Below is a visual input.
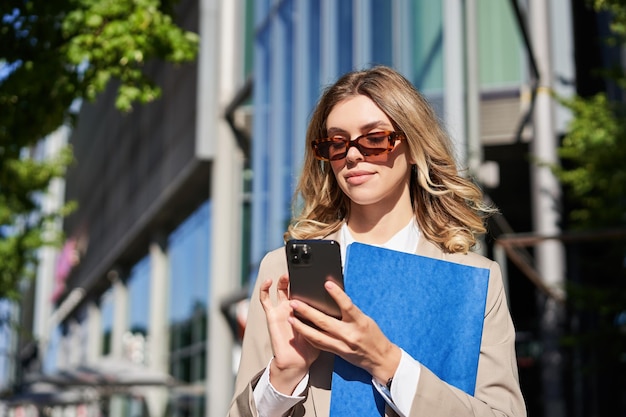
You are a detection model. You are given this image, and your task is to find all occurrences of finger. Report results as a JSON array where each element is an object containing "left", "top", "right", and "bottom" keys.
[
  {"left": 324, "top": 281, "right": 362, "bottom": 319},
  {"left": 276, "top": 274, "right": 290, "bottom": 301},
  {"left": 259, "top": 278, "right": 273, "bottom": 312},
  {"left": 289, "top": 299, "right": 338, "bottom": 334},
  {"left": 288, "top": 312, "right": 343, "bottom": 352}
]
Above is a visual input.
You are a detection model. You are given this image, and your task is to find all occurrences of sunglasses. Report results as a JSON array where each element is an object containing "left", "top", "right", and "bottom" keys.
[{"left": 311, "top": 131, "right": 406, "bottom": 161}]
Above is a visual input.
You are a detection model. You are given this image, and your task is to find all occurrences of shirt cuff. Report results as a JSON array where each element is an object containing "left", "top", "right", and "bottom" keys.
[
  {"left": 253, "top": 358, "right": 309, "bottom": 417},
  {"left": 371, "top": 349, "right": 421, "bottom": 417}
]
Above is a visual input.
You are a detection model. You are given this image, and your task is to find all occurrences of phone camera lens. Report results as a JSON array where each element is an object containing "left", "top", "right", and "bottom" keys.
[{"left": 301, "top": 245, "right": 311, "bottom": 261}]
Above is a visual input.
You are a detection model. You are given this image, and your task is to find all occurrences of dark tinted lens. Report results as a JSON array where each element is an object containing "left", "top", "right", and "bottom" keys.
[
  {"left": 315, "top": 139, "right": 347, "bottom": 160},
  {"left": 361, "top": 132, "right": 390, "bottom": 147},
  {"left": 356, "top": 132, "right": 391, "bottom": 155},
  {"left": 329, "top": 140, "right": 349, "bottom": 160}
]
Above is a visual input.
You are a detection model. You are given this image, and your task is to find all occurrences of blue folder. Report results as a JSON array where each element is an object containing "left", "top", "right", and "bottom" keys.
[{"left": 329, "top": 243, "right": 490, "bottom": 416}]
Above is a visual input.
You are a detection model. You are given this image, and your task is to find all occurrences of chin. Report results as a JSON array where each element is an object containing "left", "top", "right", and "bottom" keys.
[{"left": 343, "top": 193, "right": 384, "bottom": 207}]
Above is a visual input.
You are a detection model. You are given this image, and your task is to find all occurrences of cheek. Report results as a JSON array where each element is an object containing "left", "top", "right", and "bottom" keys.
[{"left": 329, "top": 160, "right": 345, "bottom": 177}]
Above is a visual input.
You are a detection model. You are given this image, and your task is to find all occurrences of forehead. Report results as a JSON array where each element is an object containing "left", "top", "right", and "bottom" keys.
[{"left": 326, "top": 95, "right": 393, "bottom": 130}]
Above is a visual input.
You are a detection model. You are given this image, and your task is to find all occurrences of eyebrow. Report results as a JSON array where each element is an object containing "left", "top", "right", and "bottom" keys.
[{"left": 326, "top": 121, "right": 392, "bottom": 136}]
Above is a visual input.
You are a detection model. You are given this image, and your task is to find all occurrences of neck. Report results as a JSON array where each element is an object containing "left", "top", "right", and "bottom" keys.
[{"left": 346, "top": 188, "right": 414, "bottom": 245}]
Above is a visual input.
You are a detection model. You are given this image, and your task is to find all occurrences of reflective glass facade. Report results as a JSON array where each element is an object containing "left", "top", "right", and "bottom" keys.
[
  {"left": 168, "top": 201, "right": 210, "bottom": 385},
  {"left": 128, "top": 257, "right": 151, "bottom": 336},
  {"left": 251, "top": 0, "right": 524, "bottom": 273}
]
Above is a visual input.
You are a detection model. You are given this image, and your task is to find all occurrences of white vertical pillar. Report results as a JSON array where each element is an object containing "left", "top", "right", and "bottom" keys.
[
  {"left": 148, "top": 234, "right": 169, "bottom": 372},
  {"left": 529, "top": 1, "right": 566, "bottom": 416},
  {"left": 465, "top": 0, "right": 482, "bottom": 176},
  {"left": 86, "top": 301, "right": 102, "bottom": 364},
  {"left": 530, "top": 0, "right": 565, "bottom": 298},
  {"left": 33, "top": 126, "right": 69, "bottom": 368},
  {"left": 393, "top": 0, "right": 412, "bottom": 76},
  {"left": 108, "top": 267, "right": 129, "bottom": 417},
  {"left": 293, "top": 0, "right": 311, "bottom": 172},
  {"left": 443, "top": 0, "right": 467, "bottom": 166},
  {"left": 206, "top": 0, "right": 243, "bottom": 416},
  {"left": 195, "top": 0, "right": 218, "bottom": 160},
  {"left": 110, "top": 269, "right": 128, "bottom": 358},
  {"left": 464, "top": 0, "right": 487, "bottom": 256},
  {"left": 197, "top": 0, "right": 220, "bottom": 412},
  {"left": 145, "top": 234, "right": 169, "bottom": 417},
  {"left": 320, "top": 0, "right": 338, "bottom": 85},
  {"left": 353, "top": 0, "right": 372, "bottom": 69},
  {"left": 33, "top": 242, "right": 57, "bottom": 366}
]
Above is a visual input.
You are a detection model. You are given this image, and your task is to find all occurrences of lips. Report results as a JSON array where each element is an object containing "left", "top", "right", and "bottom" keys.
[{"left": 344, "top": 170, "right": 375, "bottom": 185}]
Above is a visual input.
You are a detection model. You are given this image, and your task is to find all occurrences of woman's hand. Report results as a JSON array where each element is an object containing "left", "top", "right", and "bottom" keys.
[
  {"left": 259, "top": 274, "right": 320, "bottom": 394},
  {"left": 288, "top": 281, "right": 402, "bottom": 385}
]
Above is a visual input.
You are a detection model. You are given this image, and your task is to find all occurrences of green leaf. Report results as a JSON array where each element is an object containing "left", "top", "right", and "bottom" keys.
[{"left": 0, "top": 0, "right": 198, "bottom": 300}]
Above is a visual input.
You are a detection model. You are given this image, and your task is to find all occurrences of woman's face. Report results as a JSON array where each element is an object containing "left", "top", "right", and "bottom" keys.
[{"left": 326, "top": 95, "right": 413, "bottom": 211}]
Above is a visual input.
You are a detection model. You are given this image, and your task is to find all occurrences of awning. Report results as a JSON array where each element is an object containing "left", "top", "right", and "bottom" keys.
[{"left": 22, "top": 356, "right": 178, "bottom": 391}]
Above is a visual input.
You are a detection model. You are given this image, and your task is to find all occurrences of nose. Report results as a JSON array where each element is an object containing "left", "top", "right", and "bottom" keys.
[{"left": 345, "top": 141, "right": 364, "bottom": 163}]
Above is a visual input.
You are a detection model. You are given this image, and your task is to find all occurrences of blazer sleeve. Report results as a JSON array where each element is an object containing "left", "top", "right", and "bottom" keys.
[
  {"left": 407, "top": 261, "right": 527, "bottom": 417},
  {"left": 227, "top": 249, "right": 291, "bottom": 417}
]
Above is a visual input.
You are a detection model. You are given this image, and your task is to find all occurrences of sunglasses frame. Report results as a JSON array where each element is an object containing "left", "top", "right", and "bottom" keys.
[{"left": 311, "top": 130, "right": 406, "bottom": 161}]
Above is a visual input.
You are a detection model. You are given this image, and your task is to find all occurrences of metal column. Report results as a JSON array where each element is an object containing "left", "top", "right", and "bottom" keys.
[
  {"left": 203, "top": 0, "right": 244, "bottom": 415},
  {"left": 529, "top": 1, "right": 567, "bottom": 416},
  {"left": 444, "top": 0, "right": 467, "bottom": 166}
]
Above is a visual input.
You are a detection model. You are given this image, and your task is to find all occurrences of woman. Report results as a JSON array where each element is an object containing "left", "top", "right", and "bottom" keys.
[{"left": 228, "top": 66, "right": 526, "bottom": 417}]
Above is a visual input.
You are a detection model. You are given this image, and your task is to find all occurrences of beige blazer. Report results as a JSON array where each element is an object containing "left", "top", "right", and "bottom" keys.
[{"left": 228, "top": 231, "right": 527, "bottom": 417}]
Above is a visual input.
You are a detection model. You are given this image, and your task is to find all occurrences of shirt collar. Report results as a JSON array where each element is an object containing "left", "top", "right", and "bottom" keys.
[{"left": 339, "top": 218, "right": 420, "bottom": 264}]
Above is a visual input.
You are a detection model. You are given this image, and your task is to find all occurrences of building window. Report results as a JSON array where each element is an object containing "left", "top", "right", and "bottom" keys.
[
  {"left": 412, "top": 1, "right": 444, "bottom": 92},
  {"left": 371, "top": 0, "right": 392, "bottom": 66},
  {"left": 478, "top": 0, "right": 524, "bottom": 89},
  {"left": 337, "top": 0, "right": 353, "bottom": 74},
  {"left": 168, "top": 200, "right": 210, "bottom": 384},
  {"left": 128, "top": 256, "right": 151, "bottom": 338}
]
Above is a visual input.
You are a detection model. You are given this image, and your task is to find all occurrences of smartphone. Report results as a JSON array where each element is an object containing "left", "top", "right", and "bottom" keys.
[{"left": 286, "top": 239, "right": 344, "bottom": 319}]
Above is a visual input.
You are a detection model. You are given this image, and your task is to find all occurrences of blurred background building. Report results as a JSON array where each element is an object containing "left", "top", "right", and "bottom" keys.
[{"left": 2, "top": 1, "right": 624, "bottom": 416}]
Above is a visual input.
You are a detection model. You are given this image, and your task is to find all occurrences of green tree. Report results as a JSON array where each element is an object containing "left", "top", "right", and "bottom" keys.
[
  {"left": 0, "top": 0, "right": 198, "bottom": 301},
  {"left": 555, "top": 1, "right": 626, "bottom": 229},
  {"left": 555, "top": 1, "right": 626, "bottom": 413},
  {"left": 556, "top": 93, "right": 626, "bottom": 228}
]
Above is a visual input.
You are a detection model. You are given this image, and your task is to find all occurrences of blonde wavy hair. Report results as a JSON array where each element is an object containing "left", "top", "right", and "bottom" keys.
[{"left": 285, "top": 66, "right": 495, "bottom": 254}]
